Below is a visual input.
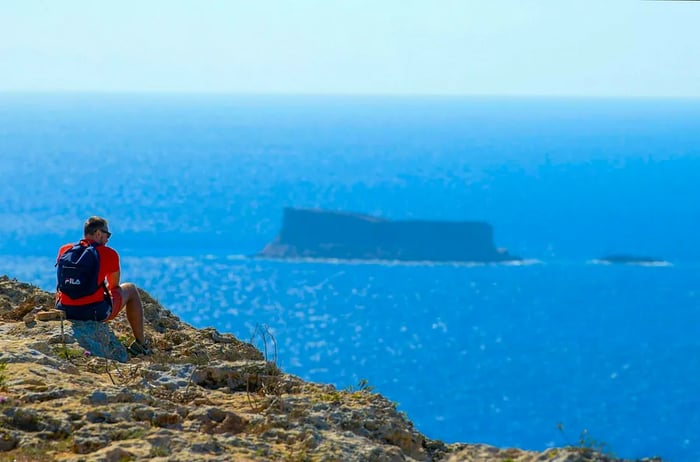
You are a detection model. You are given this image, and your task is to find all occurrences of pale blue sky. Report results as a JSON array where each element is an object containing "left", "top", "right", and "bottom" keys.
[{"left": 1, "top": 0, "right": 699, "bottom": 97}]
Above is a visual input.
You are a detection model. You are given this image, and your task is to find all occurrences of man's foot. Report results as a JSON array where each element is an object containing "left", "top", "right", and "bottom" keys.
[{"left": 127, "top": 339, "right": 152, "bottom": 356}]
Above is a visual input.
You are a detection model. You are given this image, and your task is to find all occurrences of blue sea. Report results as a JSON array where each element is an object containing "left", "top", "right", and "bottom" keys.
[{"left": 1, "top": 94, "right": 698, "bottom": 461}]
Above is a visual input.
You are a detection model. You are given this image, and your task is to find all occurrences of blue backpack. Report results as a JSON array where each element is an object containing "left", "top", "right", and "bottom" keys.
[{"left": 56, "top": 242, "right": 103, "bottom": 299}]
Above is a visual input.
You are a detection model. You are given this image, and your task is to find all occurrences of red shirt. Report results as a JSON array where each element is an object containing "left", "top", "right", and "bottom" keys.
[{"left": 56, "top": 239, "right": 120, "bottom": 305}]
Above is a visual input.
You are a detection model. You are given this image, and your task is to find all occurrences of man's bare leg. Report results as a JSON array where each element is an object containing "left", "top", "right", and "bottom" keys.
[{"left": 120, "top": 282, "right": 145, "bottom": 344}]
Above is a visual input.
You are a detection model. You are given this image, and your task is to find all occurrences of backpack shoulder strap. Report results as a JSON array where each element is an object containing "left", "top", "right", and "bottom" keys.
[{"left": 86, "top": 242, "right": 108, "bottom": 294}]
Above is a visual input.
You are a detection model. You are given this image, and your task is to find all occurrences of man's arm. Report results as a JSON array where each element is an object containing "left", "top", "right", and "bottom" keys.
[
  {"left": 106, "top": 271, "right": 123, "bottom": 309},
  {"left": 106, "top": 271, "right": 121, "bottom": 290}
]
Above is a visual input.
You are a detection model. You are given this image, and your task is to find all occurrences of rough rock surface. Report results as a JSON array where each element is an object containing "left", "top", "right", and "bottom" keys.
[{"left": 0, "top": 275, "right": 662, "bottom": 461}]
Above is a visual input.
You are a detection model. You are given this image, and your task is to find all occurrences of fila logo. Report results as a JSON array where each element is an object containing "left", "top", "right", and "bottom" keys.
[{"left": 65, "top": 278, "right": 81, "bottom": 285}]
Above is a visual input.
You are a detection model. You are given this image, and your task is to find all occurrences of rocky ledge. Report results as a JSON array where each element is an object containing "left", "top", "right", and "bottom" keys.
[{"left": 0, "top": 275, "right": 661, "bottom": 461}]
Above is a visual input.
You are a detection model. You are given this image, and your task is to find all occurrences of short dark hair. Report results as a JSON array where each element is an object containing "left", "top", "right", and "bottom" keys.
[{"left": 84, "top": 216, "right": 109, "bottom": 236}]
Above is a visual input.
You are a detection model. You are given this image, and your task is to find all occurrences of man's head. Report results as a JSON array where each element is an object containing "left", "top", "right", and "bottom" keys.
[{"left": 84, "top": 216, "right": 112, "bottom": 244}]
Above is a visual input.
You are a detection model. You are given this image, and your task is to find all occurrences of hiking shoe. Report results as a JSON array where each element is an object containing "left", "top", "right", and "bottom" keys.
[{"left": 127, "top": 339, "right": 152, "bottom": 356}]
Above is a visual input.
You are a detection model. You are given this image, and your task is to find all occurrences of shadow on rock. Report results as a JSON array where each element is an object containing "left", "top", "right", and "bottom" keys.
[{"left": 53, "top": 320, "right": 129, "bottom": 362}]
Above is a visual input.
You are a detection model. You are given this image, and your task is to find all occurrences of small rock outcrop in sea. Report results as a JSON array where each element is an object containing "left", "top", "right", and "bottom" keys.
[
  {"left": 596, "top": 254, "right": 669, "bottom": 265},
  {"left": 257, "top": 208, "right": 520, "bottom": 263},
  {"left": 0, "top": 275, "right": 663, "bottom": 461}
]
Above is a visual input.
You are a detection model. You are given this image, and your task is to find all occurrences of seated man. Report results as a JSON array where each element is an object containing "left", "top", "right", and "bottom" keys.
[{"left": 55, "top": 216, "right": 151, "bottom": 355}]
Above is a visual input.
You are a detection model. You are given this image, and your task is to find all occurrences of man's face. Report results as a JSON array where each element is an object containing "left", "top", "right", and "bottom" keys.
[{"left": 96, "top": 227, "right": 111, "bottom": 245}]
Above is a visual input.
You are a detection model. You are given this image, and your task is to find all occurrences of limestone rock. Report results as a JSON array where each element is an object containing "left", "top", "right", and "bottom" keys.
[{"left": 0, "top": 275, "right": 662, "bottom": 461}]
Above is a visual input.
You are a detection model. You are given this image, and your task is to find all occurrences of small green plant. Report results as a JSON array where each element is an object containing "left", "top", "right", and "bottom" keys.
[
  {"left": 344, "top": 378, "right": 374, "bottom": 393},
  {"left": 53, "top": 346, "right": 84, "bottom": 361},
  {"left": 557, "top": 422, "right": 615, "bottom": 457},
  {"left": 0, "top": 438, "right": 72, "bottom": 462},
  {"left": 149, "top": 445, "right": 169, "bottom": 457},
  {"left": 0, "top": 361, "right": 7, "bottom": 391},
  {"left": 245, "top": 323, "right": 282, "bottom": 411},
  {"left": 357, "top": 378, "right": 374, "bottom": 392},
  {"left": 318, "top": 392, "right": 342, "bottom": 403},
  {"left": 111, "top": 426, "right": 147, "bottom": 441},
  {"left": 250, "top": 323, "right": 278, "bottom": 364}
]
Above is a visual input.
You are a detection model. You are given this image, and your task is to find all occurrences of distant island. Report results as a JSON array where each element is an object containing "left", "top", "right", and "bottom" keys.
[
  {"left": 256, "top": 207, "right": 520, "bottom": 263},
  {"left": 596, "top": 254, "right": 670, "bottom": 265}
]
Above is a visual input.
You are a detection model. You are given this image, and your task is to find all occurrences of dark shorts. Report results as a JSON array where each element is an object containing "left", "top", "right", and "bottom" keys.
[{"left": 57, "top": 298, "right": 112, "bottom": 322}]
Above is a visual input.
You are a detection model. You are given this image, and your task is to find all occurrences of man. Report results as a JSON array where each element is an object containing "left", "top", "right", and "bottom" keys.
[{"left": 55, "top": 216, "right": 151, "bottom": 355}]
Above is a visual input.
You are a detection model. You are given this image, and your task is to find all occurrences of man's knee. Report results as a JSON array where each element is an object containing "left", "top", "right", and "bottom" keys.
[{"left": 120, "top": 283, "right": 140, "bottom": 302}]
